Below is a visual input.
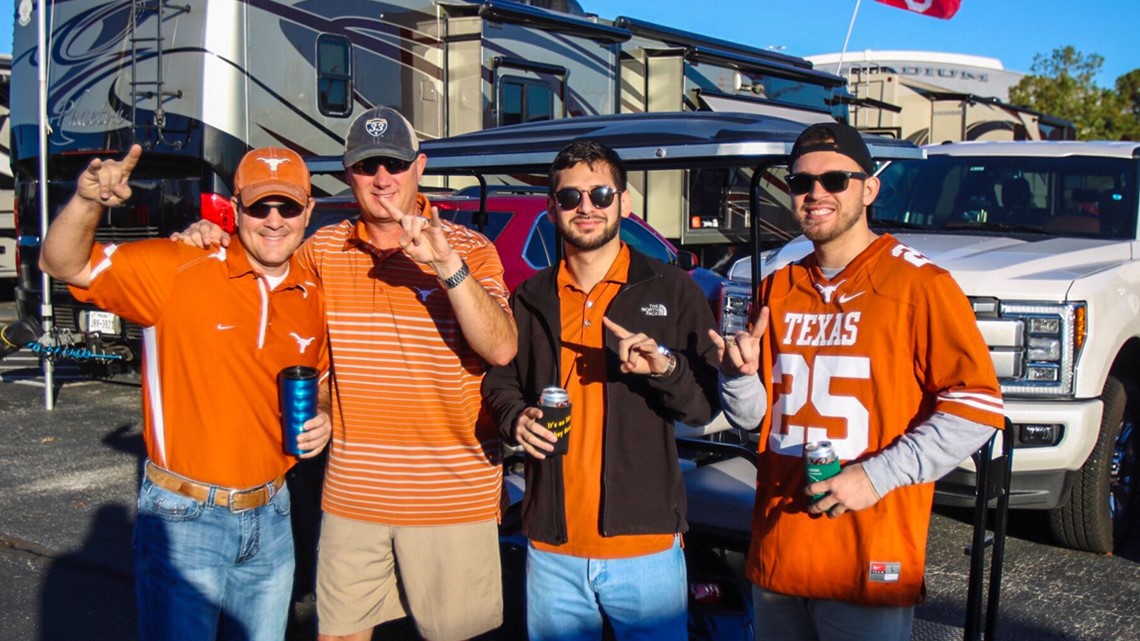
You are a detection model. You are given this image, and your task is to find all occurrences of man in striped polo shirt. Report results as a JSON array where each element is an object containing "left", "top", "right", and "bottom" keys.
[
  {"left": 177, "top": 106, "right": 519, "bottom": 640},
  {"left": 309, "top": 107, "right": 517, "bottom": 641}
]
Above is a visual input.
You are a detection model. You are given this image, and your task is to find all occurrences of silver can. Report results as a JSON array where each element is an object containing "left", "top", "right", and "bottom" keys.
[{"left": 805, "top": 440, "right": 841, "bottom": 502}]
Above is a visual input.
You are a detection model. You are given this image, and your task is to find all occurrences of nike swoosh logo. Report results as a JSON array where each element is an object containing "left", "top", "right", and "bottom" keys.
[
  {"left": 216, "top": 324, "right": 236, "bottom": 330},
  {"left": 838, "top": 292, "right": 865, "bottom": 304}
]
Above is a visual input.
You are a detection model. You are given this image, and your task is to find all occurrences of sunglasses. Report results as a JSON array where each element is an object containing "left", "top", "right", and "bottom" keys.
[
  {"left": 351, "top": 157, "right": 413, "bottom": 176},
  {"left": 553, "top": 186, "right": 622, "bottom": 211},
  {"left": 245, "top": 200, "right": 306, "bottom": 219},
  {"left": 786, "top": 170, "right": 869, "bottom": 196}
]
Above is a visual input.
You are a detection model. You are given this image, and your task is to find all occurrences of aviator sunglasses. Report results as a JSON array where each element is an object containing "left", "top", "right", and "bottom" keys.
[
  {"left": 785, "top": 170, "right": 869, "bottom": 196},
  {"left": 351, "top": 157, "right": 413, "bottom": 176},
  {"left": 245, "top": 199, "right": 306, "bottom": 219},
  {"left": 553, "top": 186, "right": 622, "bottom": 211}
]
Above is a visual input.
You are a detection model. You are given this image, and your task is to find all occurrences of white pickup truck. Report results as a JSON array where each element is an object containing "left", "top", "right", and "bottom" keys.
[{"left": 728, "top": 140, "right": 1140, "bottom": 553}]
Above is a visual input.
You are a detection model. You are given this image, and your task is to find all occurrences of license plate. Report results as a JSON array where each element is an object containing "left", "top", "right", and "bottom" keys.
[{"left": 86, "top": 311, "right": 119, "bottom": 335}]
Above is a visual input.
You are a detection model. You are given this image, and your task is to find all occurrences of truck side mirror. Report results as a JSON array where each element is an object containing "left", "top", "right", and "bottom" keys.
[{"left": 675, "top": 251, "right": 698, "bottom": 271}]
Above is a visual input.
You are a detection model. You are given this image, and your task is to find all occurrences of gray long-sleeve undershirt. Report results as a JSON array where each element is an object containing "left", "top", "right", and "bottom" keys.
[{"left": 718, "top": 372, "right": 997, "bottom": 497}]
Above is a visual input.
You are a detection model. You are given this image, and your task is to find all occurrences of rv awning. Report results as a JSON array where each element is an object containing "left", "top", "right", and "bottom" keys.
[
  {"left": 697, "top": 93, "right": 835, "bottom": 125},
  {"left": 403, "top": 111, "right": 924, "bottom": 175},
  {"left": 306, "top": 112, "right": 923, "bottom": 176}
]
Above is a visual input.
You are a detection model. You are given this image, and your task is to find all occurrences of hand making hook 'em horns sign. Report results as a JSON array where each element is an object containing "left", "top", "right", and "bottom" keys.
[
  {"left": 380, "top": 197, "right": 457, "bottom": 269},
  {"left": 602, "top": 317, "right": 674, "bottom": 377},
  {"left": 707, "top": 305, "right": 770, "bottom": 377},
  {"left": 77, "top": 144, "right": 143, "bottom": 209}
]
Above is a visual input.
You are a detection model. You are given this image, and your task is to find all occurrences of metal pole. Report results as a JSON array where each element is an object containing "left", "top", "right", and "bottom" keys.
[
  {"left": 836, "top": 0, "right": 862, "bottom": 79},
  {"left": 37, "top": 0, "right": 55, "bottom": 410}
]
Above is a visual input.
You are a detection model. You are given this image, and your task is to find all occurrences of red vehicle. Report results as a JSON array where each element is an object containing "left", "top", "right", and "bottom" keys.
[{"left": 308, "top": 186, "right": 704, "bottom": 293}]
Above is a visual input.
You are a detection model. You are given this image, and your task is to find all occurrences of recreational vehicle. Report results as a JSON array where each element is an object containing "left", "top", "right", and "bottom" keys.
[
  {"left": 1, "top": 54, "right": 13, "bottom": 290},
  {"left": 808, "top": 52, "right": 1076, "bottom": 144},
  {"left": 9, "top": 0, "right": 851, "bottom": 372}
]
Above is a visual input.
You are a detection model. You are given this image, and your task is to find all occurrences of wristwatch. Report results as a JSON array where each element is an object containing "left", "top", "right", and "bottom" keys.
[
  {"left": 439, "top": 258, "right": 470, "bottom": 289},
  {"left": 650, "top": 344, "right": 677, "bottom": 378}
]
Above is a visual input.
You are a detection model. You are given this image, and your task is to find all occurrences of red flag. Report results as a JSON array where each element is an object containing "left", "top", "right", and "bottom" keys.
[{"left": 874, "top": 0, "right": 962, "bottom": 19}]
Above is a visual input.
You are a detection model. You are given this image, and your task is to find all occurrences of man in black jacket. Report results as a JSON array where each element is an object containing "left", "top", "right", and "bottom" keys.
[{"left": 483, "top": 140, "right": 720, "bottom": 640}]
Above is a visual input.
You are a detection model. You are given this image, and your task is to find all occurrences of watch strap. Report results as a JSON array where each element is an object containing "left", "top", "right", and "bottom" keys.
[{"left": 440, "top": 258, "right": 470, "bottom": 289}]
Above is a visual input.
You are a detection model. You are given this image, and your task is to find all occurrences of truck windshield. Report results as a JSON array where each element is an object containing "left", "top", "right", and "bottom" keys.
[{"left": 874, "top": 155, "right": 1138, "bottom": 240}]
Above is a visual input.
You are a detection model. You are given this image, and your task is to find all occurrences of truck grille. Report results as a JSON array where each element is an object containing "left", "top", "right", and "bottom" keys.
[{"left": 976, "top": 318, "right": 1025, "bottom": 379}]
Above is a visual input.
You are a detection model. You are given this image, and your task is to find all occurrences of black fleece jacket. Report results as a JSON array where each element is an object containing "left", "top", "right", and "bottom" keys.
[{"left": 482, "top": 248, "right": 720, "bottom": 545}]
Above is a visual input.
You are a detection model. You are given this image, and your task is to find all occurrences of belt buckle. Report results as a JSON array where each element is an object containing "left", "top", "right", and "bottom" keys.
[{"left": 227, "top": 487, "right": 255, "bottom": 513}]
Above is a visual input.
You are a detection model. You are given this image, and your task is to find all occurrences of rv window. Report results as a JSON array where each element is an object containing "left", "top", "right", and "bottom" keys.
[
  {"left": 498, "top": 77, "right": 554, "bottom": 126},
  {"left": 317, "top": 35, "right": 352, "bottom": 117}
]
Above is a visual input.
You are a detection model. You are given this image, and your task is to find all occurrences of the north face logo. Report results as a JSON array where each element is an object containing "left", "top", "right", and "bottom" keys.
[
  {"left": 365, "top": 118, "right": 388, "bottom": 138},
  {"left": 641, "top": 304, "right": 667, "bottom": 317}
]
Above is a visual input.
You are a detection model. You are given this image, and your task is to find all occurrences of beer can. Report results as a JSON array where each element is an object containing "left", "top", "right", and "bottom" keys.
[
  {"left": 278, "top": 366, "right": 319, "bottom": 456},
  {"left": 804, "top": 440, "right": 841, "bottom": 502},
  {"left": 539, "top": 386, "right": 572, "bottom": 456}
]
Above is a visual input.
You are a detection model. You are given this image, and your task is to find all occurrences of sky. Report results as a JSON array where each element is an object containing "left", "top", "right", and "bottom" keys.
[
  {"left": 1, "top": 0, "right": 1136, "bottom": 87},
  {"left": 579, "top": 0, "right": 1138, "bottom": 87}
]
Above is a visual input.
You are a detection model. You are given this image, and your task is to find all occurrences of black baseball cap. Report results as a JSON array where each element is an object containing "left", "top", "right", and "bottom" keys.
[
  {"left": 343, "top": 106, "right": 420, "bottom": 168},
  {"left": 788, "top": 122, "right": 874, "bottom": 174}
]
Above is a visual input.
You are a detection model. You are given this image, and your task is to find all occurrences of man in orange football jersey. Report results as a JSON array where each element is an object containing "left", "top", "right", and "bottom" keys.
[{"left": 713, "top": 122, "right": 1004, "bottom": 640}]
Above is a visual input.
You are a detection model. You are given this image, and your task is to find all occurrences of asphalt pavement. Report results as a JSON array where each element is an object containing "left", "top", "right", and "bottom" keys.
[{"left": 2, "top": 300, "right": 1140, "bottom": 641}]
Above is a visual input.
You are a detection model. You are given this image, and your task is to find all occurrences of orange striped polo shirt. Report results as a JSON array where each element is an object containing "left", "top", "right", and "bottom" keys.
[
  {"left": 71, "top": 240, "right": 329, "bottom": 488},
  {"left": 533, "top": 245, "right": 674, "bottom": 558},
  {"left": 299, "top": 194, "right": 511, "bottom": 525}
]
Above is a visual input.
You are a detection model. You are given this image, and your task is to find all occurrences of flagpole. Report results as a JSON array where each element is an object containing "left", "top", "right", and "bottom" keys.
[
  {"left": 836, "top": 0, "right": 863, "bottom": 79},
  {"left": 37, "top": 0, "right": 56, "bottom": 410}
]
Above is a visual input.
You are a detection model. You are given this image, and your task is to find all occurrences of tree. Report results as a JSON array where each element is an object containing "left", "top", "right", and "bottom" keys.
[
  {"left": 1116, "top": 69, "right": 1140, "bottom": 119},
  {"left": 1010, "top": 46, "right": 1139, "bottom": 140}
]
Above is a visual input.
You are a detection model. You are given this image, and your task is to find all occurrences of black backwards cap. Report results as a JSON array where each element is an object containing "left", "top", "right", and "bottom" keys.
[{"left": 788, "top": 122, "right": 875, "bottom": 174}]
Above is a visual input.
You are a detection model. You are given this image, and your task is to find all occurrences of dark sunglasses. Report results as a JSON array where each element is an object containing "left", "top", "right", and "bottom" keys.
[
  {"left": 553, "top": 186, "right": 622, "bottom": 211},
  {"left": 245, "top": 200, "right": 306, "bottom": 219},
  {"left": 786, "top": 170, "right": 869, "bottom": 196},
  {"left": 351, "top": 157, "right": 413, "bottom": 176}
]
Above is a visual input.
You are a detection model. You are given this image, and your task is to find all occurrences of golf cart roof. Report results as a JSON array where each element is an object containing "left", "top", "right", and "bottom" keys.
[{"left": 309, "top": 111, "right": 924, "bottom": 175}]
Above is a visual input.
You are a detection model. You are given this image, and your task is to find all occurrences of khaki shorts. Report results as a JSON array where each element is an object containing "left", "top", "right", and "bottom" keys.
[{"left": 315, "top": 513, "right": 503, "bottom": 640}]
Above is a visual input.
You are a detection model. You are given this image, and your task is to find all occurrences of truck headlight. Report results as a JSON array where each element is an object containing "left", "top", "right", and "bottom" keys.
[{"left": 997, "top": 302, "right": 1085, "bottom": 397}]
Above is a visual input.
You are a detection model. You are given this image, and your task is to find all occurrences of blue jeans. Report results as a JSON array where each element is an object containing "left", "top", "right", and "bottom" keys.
[
  {"left": 526, "top": 537, "right": 688, "bottom": 641},
  {"left": 133, "top": 468, "right": 294, "bottom": 641},
  {"left": 752, "top": 584, "right": 914, "bottom": 641}
]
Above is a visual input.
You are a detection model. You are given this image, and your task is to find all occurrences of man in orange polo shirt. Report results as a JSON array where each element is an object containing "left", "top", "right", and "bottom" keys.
[
  {"left": 39, "top": 145, "right": 331, "bottom": 641},
  {"left": 483, "top": 140, "right": 721, "bottom": 640}
]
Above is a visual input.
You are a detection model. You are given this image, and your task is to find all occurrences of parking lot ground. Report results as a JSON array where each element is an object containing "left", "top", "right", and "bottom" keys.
[{"left": 1, "top": 326, "right": 1139, "bottom": 640}]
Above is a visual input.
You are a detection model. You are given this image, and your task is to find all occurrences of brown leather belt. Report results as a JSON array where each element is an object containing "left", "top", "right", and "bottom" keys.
[{"left": 145, "top": 463, "right": 286, "bottom": 513}]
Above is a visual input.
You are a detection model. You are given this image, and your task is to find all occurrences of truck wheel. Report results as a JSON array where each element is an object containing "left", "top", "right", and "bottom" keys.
[{"left": 1049, "top": 375, "right": 1139, "bottom": 553}]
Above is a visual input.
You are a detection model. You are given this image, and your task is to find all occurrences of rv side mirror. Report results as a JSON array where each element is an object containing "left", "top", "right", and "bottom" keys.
[{"left": 675, "top": 251, "right": 698, "bottom": 271}]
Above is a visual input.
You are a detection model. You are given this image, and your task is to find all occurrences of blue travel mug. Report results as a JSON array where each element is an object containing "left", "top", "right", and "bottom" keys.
[{"left": 278, "top": 366, "right": 318, "bottom": 456}]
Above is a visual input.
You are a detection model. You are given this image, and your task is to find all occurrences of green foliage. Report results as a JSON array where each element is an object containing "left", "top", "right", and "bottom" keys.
[{"left": 1010, "top": 46, "right": 1140, "bottom": 141}]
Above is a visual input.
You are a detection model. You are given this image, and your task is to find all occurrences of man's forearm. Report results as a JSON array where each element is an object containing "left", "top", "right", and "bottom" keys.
[
  {"left": 39, "top": 194, "right": 103, "bottom": 287},
  {"left": 446, "top": 275, "right": 518, "bottom": 367},
  {"left": 719, "top": 371, "right": 766, "bottom": 430},
  {"left": 861, "top": 412, "right": 997, "bottom": 497}
]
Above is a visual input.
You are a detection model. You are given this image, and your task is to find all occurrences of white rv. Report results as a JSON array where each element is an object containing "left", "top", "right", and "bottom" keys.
[
  {"left": 9, "top": 0, "right": 851, "bottom": 372},
  {"left": 808, "top": 52, "right": 1076, "bottom": 144},
  {"left": 1, "top": 54, "right": 13, "bottom": 289}
]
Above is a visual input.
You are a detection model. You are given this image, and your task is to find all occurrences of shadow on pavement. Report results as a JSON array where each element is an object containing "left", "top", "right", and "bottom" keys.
[{"left": 39, "top": 504, "right": 137, "bottom": 641}]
